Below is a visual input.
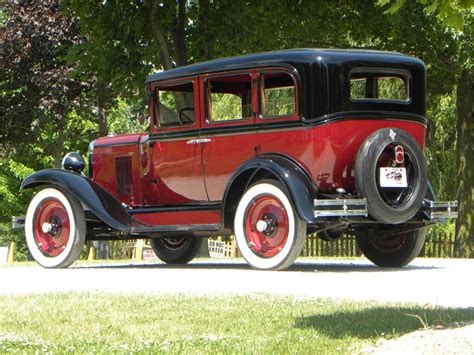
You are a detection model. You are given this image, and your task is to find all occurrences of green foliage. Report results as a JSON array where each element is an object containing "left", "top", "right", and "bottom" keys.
[
  {"left": 0, "top": 224, "right": 28, "bottom": 261},
  {"left": 263, "top": 87, "right": 295, "bottom": 117},
  {"left": 1, "top": 0, "right": 467, "bottom": 255},
  {"left": 107, "top": 98, "right": 148, "bottom": 134},
  {"left": 210, "top": 93, "right": 248, "bottom": 121},
  {"left": 425, "top": 221, "right": 456, "bottom": 257},
  {"left": 425, "top": 92, "right": 457, "bottom": 200},
  {"left": 378, "top": 0, "right": 473, "bottom": 29},
  {"left": 0, "top": 159, "right": 34, "bottom": 223}
]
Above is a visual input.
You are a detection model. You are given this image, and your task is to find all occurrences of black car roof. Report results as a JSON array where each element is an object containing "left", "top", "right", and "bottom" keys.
[{"left": 145, "top": 48, "right": 424, "bottom": 83}]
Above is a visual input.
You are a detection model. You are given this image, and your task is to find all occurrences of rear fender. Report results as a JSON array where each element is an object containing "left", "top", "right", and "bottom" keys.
[
  {"left": 222, "top": 155, "right": 317, "bottom": 227},
  {"left": 21, "top": 169, "right": 133, "bottom": 232}
]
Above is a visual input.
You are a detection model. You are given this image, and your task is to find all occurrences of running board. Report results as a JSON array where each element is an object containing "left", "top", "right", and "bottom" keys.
[
  {"left": 314, "top": 198, "right": 368, "bottom": 218},
  {"left": 423, "top": 199, "right": 458, "bottom": 220}
]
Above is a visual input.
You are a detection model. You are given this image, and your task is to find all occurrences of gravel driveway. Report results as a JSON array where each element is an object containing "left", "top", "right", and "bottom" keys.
[{"left": 1, "top": 258, "right": 473, "bottom": 308}]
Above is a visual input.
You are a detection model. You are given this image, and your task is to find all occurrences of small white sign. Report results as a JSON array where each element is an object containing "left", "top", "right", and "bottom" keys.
[
  {"left": 380, "top": 167, "right": 408, "bottom": 188},
  {"left": 208, "top": 240, "right": 226, "bottom": 258}
]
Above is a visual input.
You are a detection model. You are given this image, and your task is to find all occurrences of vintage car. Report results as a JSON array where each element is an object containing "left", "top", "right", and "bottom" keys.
[{"left": 21, "top": 49, "right": 457, "bottom": 270}]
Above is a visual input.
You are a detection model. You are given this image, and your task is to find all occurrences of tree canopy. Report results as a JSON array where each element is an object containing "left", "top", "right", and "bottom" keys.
[{"left": 1, "top": 0, "right": 472, "bottom": 256}]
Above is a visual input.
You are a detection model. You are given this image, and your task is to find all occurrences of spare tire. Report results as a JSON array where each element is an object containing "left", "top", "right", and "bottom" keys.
[{"left": 355, "top": 128, "right": 427, "bottom": 224}]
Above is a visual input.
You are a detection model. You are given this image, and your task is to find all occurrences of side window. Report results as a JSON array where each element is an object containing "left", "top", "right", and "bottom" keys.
[
  {"left": 156, "top": 81, "right": 195, "bottom": 127},
  {"left": 261, "top": 72, "right": 296, "bottom": 118},
  {"left": 350, "top": 70, "right": 409, "bottom": 102},
  {"left": 207, "top": 74, "right": 252, "bottom": 122}
]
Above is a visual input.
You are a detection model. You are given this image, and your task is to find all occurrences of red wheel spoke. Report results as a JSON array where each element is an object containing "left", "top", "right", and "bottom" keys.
[
  {"left": 244, "top": 194, "right": 289, "bottom": 257},
  {"left": 33, "top": 198, "right": 70, "bottom": 257}
]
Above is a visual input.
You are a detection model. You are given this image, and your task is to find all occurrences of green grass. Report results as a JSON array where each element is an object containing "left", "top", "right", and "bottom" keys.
[{"left": 1, "top": 293, "right": 473, "bottom": 354}]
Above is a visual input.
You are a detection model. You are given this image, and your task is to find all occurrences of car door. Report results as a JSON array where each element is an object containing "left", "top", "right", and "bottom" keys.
[
  {"left": 141, "top": 77, "right": 208, "bottom": 206},
  {"left": 256, "top": 69, "right": 308, "bottom": 161},
  {"left": 200, "top": 71, "right": 258, "bottom": 201}
]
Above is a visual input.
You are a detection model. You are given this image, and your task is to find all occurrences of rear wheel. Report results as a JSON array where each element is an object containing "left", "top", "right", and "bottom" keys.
[
  {"left": 355, "top": 227, "right": 426, "bottom": 267},
  {"left": 234, "top": 180, "right": 306, "bottom": 271},
  {"left": 150, "top": 235, "right": 202, "bottom": 264},
  {"left": 25, "top": 187, "right": 86, "bottom": 268}
]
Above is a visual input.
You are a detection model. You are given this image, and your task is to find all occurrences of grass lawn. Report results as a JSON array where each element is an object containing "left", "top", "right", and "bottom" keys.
[{"left": 1, "top": 293, "right": 474, "bottom": 354}]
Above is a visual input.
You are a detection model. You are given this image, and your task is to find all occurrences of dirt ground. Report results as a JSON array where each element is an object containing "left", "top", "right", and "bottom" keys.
[{"left": 364, "top": 322, "right": 474, "bottom": 354}]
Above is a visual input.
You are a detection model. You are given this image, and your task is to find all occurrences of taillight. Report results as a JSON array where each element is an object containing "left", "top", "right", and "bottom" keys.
[{"left": 394, "top": 146, "right": 405, "bottom": 164}]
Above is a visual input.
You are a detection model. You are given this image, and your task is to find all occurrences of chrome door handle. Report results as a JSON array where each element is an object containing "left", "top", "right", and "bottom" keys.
[{"left": 186, "top": 138, "right": 212, "bottom": 144}]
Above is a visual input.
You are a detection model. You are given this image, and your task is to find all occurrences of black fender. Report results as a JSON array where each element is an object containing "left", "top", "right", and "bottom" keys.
[
  {"left": 222, "top": 154, "right": 317, "bottom": 227},
  {"left": 21, "top": 169, "right": 136, "bottom": 232}
]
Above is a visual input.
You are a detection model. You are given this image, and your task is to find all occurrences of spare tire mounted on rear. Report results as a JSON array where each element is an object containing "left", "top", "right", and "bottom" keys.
[{"left": 355, "top": 128, "right": 427, "bottom": 224}]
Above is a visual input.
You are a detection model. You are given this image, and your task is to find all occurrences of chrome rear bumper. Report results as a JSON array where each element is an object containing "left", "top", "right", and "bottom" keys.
[
  {"left": 422, "top": 200, "right": 458, "bottom": 220},
  {"left": 313, "top": 198, "right": 368, "bottom": 218},
  {"left": 313, "top": 198, "right": 458, "bottom": 220}
]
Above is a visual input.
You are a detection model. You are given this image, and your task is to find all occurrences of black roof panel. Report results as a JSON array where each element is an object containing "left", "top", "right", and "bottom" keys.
[{"left": 145, "top": 48, "right": 424, "bottom": 83}]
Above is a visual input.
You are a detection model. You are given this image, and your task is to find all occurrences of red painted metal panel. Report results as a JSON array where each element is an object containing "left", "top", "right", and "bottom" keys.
[
  {"left": 200, "top": 71, "right": 258, "bottom": 201},
  {"left": 144, "top": 77, "right": 208, "bottom": 205},
  {"left": 132, "top": 210, "right": 220, "bottom": 226},
  {"left": 257, "top": 119, "right": 426, "bottom": 193},
  {"left": 92, "top": 134, "right": 142, "bottom": 207}
]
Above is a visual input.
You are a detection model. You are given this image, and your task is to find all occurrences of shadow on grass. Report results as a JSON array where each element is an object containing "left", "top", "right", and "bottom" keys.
[
  {"left": 72, "top": 260, "right": 440, "bottom": 273},
  {"left": 294, "top": 306, "right": 474, "bottom": 339}
]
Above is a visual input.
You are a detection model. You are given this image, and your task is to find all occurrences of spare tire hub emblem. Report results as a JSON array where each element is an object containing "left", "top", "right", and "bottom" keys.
[{"left": 389, "top": 129, "right": 397, "bottom": 140}]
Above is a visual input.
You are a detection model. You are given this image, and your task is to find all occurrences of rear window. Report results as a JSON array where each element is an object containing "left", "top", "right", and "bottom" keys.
[
  {"left": 350, "top": 69, "right": 410, "bottom": 102},
  {"left": 260, "top": 72, "right": 296, "bottom": 118}
]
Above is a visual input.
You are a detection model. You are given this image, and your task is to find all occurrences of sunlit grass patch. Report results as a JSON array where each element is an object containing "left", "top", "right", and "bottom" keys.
[{"left": 0, "top": 293, "right": 473, "bottom": 353}]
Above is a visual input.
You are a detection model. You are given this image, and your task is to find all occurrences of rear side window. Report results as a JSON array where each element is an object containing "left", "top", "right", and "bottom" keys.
[
  {"left": 156, "top": 81, "right": 195, "bottom": 127},
  {"left": 261, "top": 72, "right": 296, "bottom": 118},
  {"left": 350, "top": 69, "right": 410, "bottom": 102},
  {"left": 207, "top": 74, "right": 252, "bottom": 122}
]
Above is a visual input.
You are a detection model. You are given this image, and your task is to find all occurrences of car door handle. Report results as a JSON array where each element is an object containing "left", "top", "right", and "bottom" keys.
[{"left": 186, "top": 138, "right": 212, "bottom": 144}]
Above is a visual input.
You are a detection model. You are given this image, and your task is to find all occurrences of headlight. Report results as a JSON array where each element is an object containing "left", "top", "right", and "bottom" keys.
[{"left": 61, "top": 152, "right": 86, "bottom": 173}]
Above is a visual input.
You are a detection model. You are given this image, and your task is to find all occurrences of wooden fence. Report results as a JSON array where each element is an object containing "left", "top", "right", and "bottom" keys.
[
  {"left": 302, "top": 233, "right": 456, "bottom": 258},
  {"left": 107, "top": 232, "right": 455, "bottom": 260}
]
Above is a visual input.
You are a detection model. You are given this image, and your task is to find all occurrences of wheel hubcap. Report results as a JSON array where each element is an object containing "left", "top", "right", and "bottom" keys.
[
  {"left": 244, "top": 194, "right": 289, "bottom": 257},
  {"left": 160, "top": 236, "right": 188, "bottom": 251},
  {"left": 372, "top": 233, "right": 409, "bottom": 253},
  {"left": 33, "top": 198, "right": 70, "bottom": 257}
]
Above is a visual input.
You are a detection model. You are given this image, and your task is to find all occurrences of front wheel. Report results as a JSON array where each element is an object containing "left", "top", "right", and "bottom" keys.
[
  {"left": 234, "top": 180, "right": 306, "bottom": 271},
  {"left": 25, "top": 187, "right": 86, "bottom": 268},
  {"left": 355, "top": 227, "right": 426, "bottom": 267},
  {"left": 150, "top": 235, "right": 202, "bottom": 264}
]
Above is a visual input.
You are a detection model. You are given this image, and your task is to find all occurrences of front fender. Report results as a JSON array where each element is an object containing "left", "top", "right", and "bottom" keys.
[
  {"left": 223, "top": 154, "right": 317, "bottom": 224},
  {"left": 21, "top": 169, "right": 133, "bottom": 232}
]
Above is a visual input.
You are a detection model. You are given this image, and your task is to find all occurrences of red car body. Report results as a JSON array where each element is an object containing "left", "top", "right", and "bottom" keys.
[{"left": 22, "top": 49, "right": 457, "bottom": 270}]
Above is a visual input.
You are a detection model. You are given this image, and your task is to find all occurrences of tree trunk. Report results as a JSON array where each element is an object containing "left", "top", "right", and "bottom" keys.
[
  {"left": 196, "top": 0, "right": 212, "bottom": 61},
  {"left": 454, "top": 68, "right": 474, "bottom": 257},
  {"left": 173, "top": 0, "right": 187, "bottom": 67},
  {"left": 146, "top": 1, "right": 173, "bottom": 71}
]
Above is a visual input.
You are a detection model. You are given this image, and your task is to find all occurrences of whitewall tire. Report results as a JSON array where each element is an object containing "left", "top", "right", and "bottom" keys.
[
  {"left": 25, "top": 187, "right": 86, "bottom": 268},
  {"left": 234, "top": 180, "right": 306, "bottom": 270}
]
